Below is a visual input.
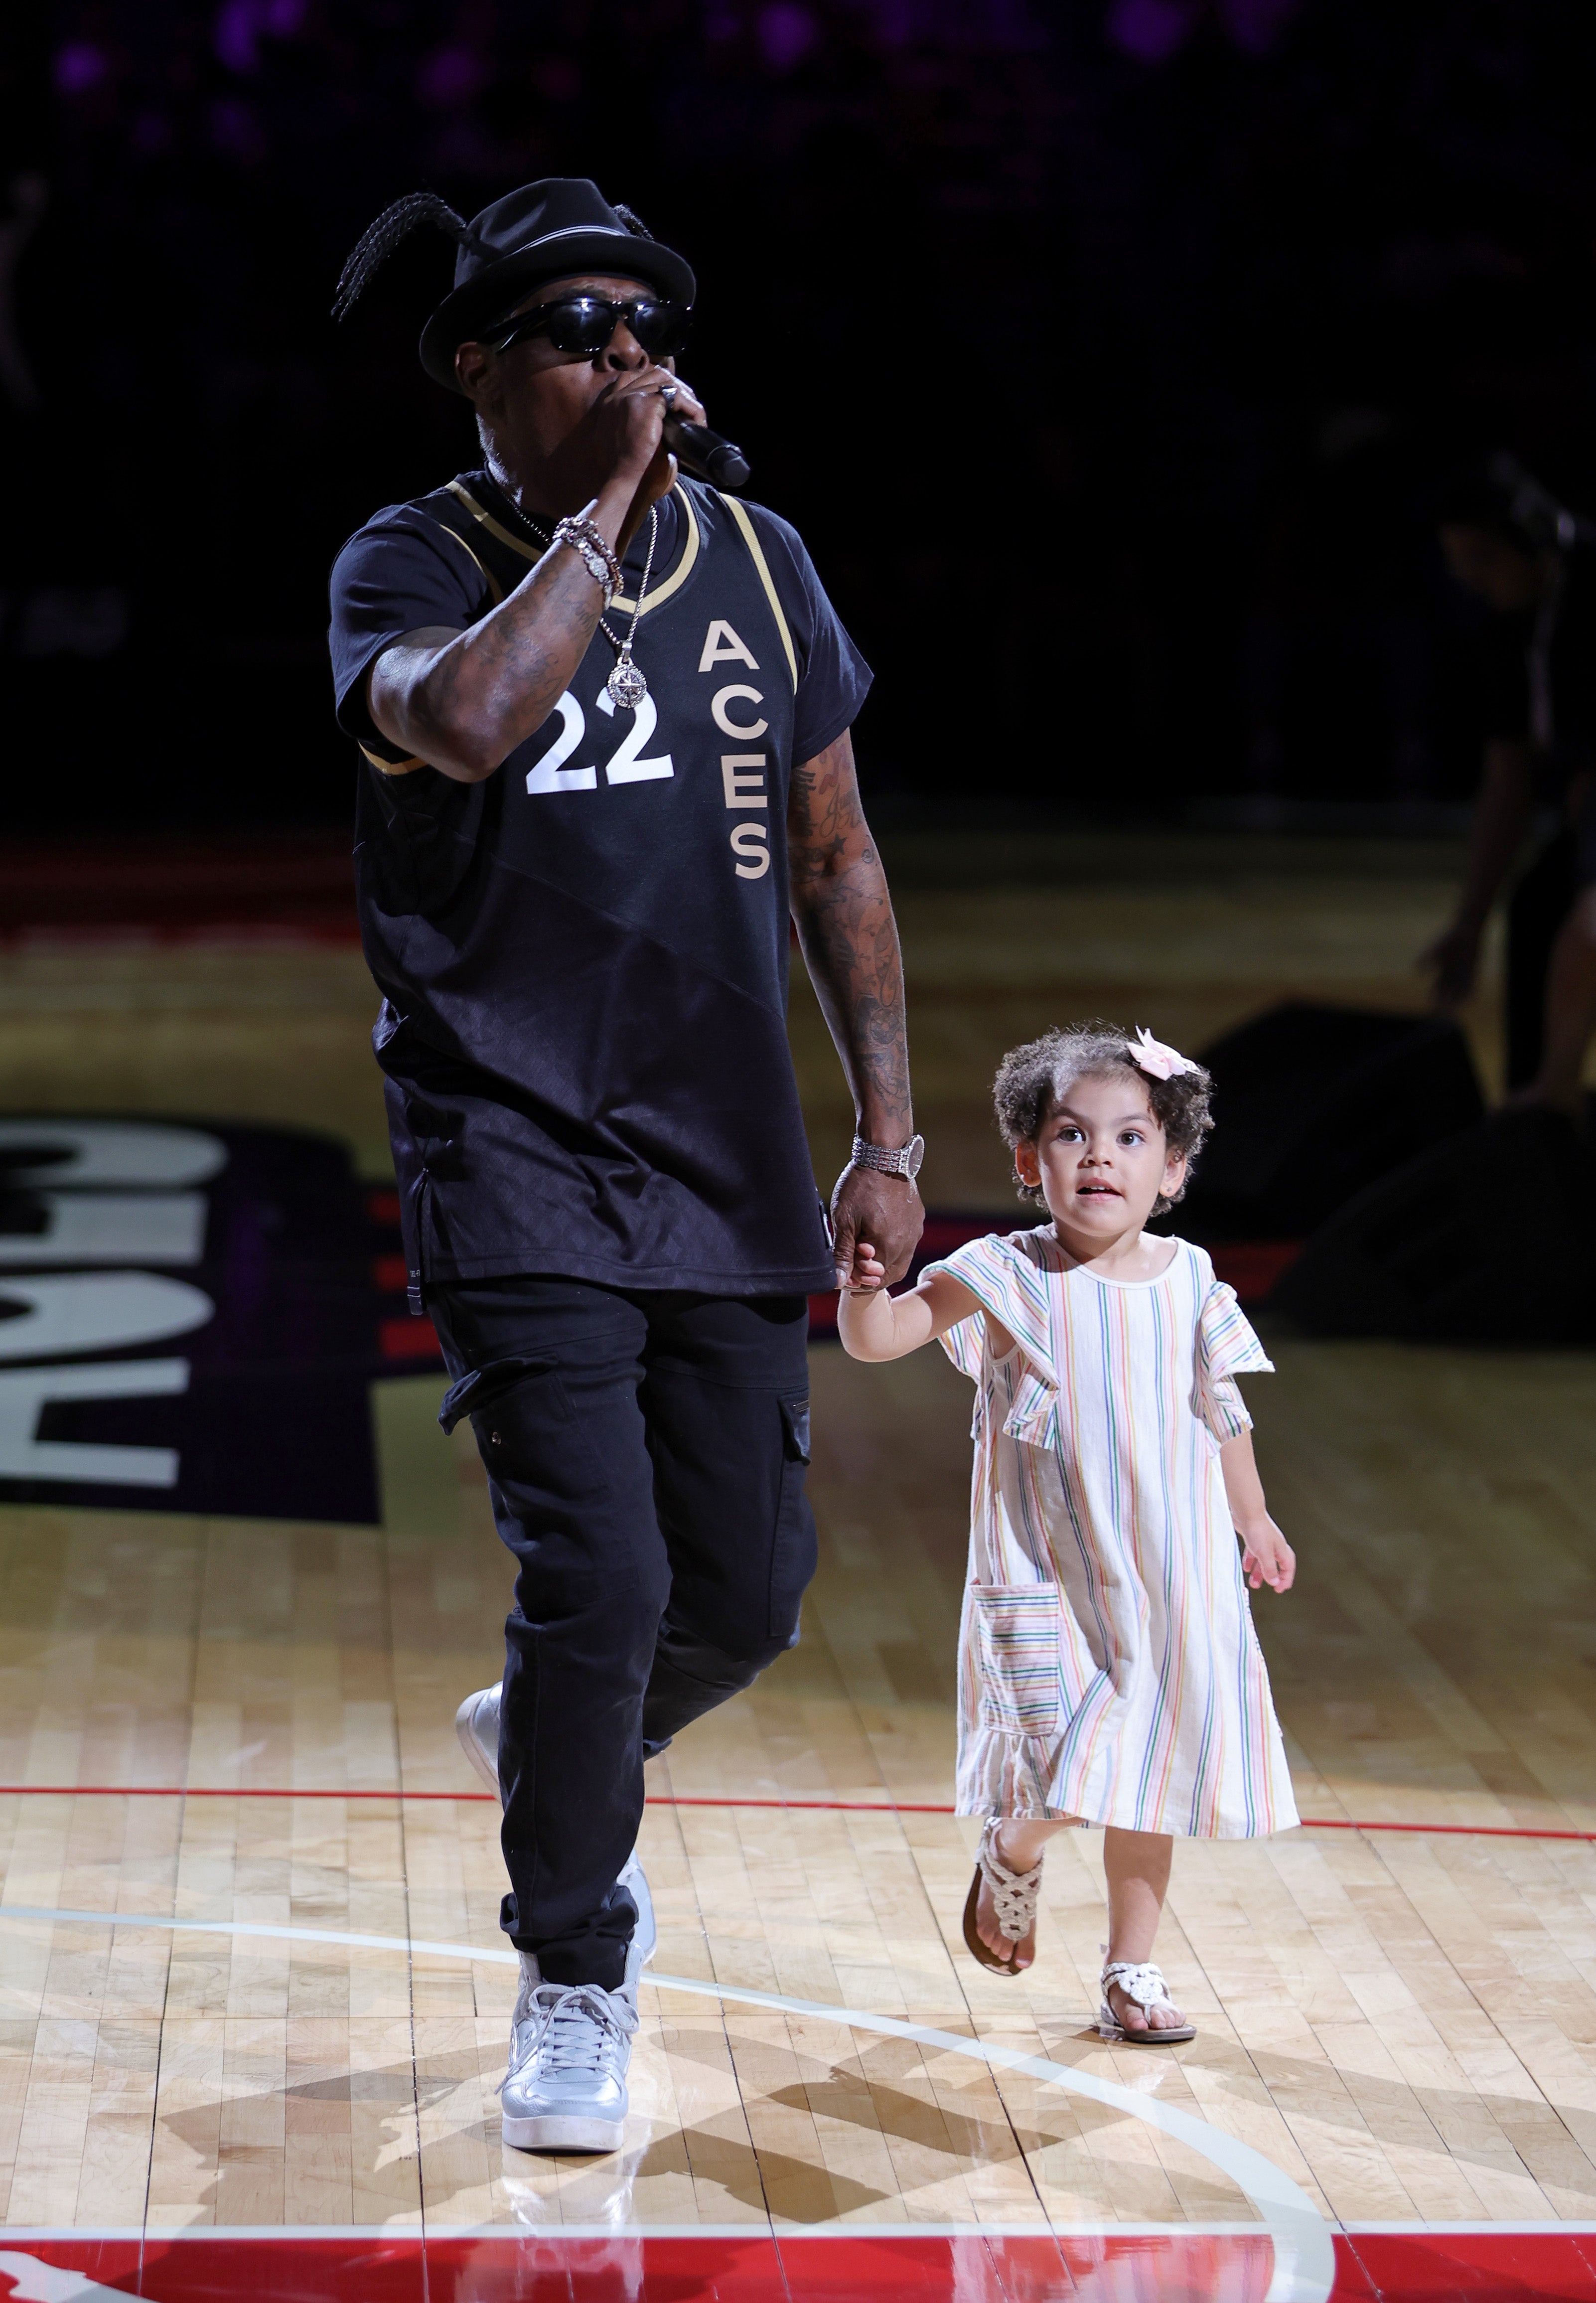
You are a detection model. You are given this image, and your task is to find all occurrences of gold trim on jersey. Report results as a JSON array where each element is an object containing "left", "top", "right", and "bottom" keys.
[
  {"left": 422, "top": 508, "right": 504, "bottom": 604},
  {"left": 444, "top": 477, "right": 538, "bottom": 564},
  {"left": 445, "top": 479, "right": 701, "bottom": 616},
  {"left": 613, "top": 483, "right": 700, "bottom": 612},
  {"left": 360, "top": 743, "right": 426, "bottom": 777},
  {"left": 719, "top": 494, "right": 798, "bottom": 691}
]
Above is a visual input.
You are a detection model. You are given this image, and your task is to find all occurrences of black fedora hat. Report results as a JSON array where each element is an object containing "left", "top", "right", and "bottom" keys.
[{"left": 333, "top": 177, "right": 696, "bottom": 394}]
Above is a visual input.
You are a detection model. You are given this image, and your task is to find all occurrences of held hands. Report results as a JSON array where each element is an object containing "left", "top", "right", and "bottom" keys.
[
  {"left": 1239, "top": 1516, "right": 1296, "bottom": 1593},
  {"left": 830, "top": 1163, "right": 924, "bottom": 1294},
  {"left": 847, "top": 1242, "right": 888, "bottom": 1294}
]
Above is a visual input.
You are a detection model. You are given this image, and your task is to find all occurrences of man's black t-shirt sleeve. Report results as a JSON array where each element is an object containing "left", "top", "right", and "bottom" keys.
[
  {"left": 328, "top": 509, "right": 489, "bottom": 760},
  {"left": 744, "top": 503, "right": 872, "bottom": 764}
]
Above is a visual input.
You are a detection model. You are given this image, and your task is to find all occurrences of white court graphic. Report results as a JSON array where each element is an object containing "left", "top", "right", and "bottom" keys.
[
  {"left": 0, "top": 1359, "right": 189, "bottom": 1486},
  {"left": 0, "top": 1122, "right": 227, "bottom": 1191},
  {"left": 0, "top": 1275, "right": 212, "bottom": 1363},
  {"left": 0, "top": 1903, "right": 1333, "bottom": 2303},
  {"left": 0, "top": 2252, "right": 136, "bottom": 2301},
  {"left": 0, "top": 1193, "right": 207, "bottom": 1270}
]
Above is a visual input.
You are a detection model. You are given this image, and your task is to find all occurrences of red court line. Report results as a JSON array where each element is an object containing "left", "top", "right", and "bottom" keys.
[
  {"left": 0, "top": 1784, "right": 495, "bottom": 1802},
  {"left": 0, "top": 1785, "right": 1594, "bottom": 1840},
  {"left": 0, "top": 1785, "right": 949, "bottom": 1812}
]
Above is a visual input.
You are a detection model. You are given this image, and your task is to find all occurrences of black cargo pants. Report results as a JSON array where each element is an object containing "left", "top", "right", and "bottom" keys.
[{"left": 429, "top": 1277, "right": 815, "bottom": 1991}]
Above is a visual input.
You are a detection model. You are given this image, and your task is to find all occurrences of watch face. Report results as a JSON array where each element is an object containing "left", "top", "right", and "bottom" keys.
[{"left": 906, "top": 1133, "right": 926, "bottom": 1180}]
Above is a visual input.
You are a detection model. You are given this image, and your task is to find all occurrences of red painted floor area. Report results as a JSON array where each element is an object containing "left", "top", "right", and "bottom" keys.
[
  {"left": 4, "top": 2229, "right": 1596, "bottom": 2301},
  {"left": 1342, "top": 2231, "right": 1596, "bottom": 2298},
  {"left": 0, "top": 834, "right": 360, "bottom": 938}
]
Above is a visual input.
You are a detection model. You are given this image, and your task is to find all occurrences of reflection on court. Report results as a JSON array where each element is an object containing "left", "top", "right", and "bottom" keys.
[{"left": 2, "top": 856, "right": 1595, "bottom": 2299}]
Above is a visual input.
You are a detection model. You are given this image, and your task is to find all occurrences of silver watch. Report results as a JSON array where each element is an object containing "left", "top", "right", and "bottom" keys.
[{"left": 851, "top": 1133, "right": 925, "bottom": 1182}]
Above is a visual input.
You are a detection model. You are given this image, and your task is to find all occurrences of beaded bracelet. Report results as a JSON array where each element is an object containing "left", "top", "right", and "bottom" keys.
[{"left": 551, "top": 512, "right": 622, "bottom": 608}]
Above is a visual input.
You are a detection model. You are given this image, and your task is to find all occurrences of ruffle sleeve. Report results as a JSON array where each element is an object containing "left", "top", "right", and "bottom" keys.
[
  {"left": 937, "top": 1311, "right": 986, "bottom": 1382},
  {"left": 1192, "top": 1277, "right": 1274, "bottom": 1442},
  {"left": 923, "top": 1233, "right": 1062, "bottom": 1444}
]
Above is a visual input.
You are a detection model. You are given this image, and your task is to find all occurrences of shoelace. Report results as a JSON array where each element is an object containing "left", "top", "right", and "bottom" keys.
[{"left": 507, "top": 1983, "right": 639, "bottom": 2084}]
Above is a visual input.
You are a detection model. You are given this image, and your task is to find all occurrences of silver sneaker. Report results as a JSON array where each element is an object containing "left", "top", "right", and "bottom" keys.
[
  {"left": 453, "top": 1680, "right": 657, "bottom": 1972},
  {"left": 502, "top": 1968, "right": 639, "bottom": 2152},
  {"left": 455, "top": 1680, "right": 504, "bottom": 1800},
  {"left": 618, "top": 1846, "right": 655, "bottom": 1975}
]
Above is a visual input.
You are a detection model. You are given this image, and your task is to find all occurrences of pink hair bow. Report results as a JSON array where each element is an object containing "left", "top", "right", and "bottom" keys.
[{"left": 1127, "top": 1026, "right": 1199, "bottom": 1081}]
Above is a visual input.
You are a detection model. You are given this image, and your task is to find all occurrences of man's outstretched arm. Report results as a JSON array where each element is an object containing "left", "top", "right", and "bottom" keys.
[{"left": 788, "top": 729, "right": 923, "bottom": 1287}]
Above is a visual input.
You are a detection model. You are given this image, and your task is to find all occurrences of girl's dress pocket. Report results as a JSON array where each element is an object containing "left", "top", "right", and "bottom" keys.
[{"left": 971, "top": 1583, "right": 1064, "bottom": 1736}]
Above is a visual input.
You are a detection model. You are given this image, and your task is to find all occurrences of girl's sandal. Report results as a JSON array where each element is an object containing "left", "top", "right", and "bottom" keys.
[
  {"left": 961, "top": 1817, "right": 1045, "bottom": 1976},
  {"left": 1098, "top": 1959, "right": 1195, "bottom": 2044}
]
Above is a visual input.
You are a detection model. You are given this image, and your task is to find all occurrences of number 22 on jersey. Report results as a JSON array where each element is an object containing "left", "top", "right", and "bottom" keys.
[
  {"left": 524, "top": 676, "right": 771, "bottom": 883},
  {"left": 524, "top": 688, "right": 674, "bottom": 794}
]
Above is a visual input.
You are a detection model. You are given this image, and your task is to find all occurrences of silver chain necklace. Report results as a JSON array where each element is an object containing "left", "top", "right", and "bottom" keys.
[{"left": 507, "top": 495, "right": 659, "bottom": 710}]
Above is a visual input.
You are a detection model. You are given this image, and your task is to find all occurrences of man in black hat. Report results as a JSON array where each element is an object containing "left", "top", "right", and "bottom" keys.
[{"left": 328, "top": 179, "right": 923, "bottom": 2152}]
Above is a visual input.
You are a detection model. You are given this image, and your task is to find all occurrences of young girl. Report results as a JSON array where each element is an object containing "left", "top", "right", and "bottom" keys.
[{"left": 838, "top": 1021, "right": 1297, "bottom": 2044}]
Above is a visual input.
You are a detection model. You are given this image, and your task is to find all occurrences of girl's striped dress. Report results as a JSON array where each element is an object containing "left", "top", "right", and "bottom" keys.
[{"left": 924, "top": 1227, "right": 1298, "bottom": 1839}]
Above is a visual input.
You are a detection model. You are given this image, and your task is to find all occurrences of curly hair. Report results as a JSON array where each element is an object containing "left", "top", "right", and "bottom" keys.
[{"left": 992, "top": 1020, "right": 1214, "bottom": 1216}]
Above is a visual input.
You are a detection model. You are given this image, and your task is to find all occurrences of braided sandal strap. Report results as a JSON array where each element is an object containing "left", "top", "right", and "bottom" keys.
[
  {"left": 1100, "top": 1960, "right": 1177, "bottom": 2018},
  {"left": 976, "top": 1818, "right": 1045, "bottom": 1944}
]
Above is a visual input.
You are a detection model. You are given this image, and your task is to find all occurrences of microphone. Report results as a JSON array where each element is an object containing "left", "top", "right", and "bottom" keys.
[{"left": 665, "top": 414, "right": 750, "bottom": 491}]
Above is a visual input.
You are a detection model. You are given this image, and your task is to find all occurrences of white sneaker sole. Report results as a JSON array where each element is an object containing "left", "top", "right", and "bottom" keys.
[
  {"left": 502, "top": 2109, "right": 625, "bottom": 2152},
  {"left": 454, "top": 1685, "right": 501, "bottom": 1798},
  {"left": 620, "top": 1852, "right": 656, "bottom": 1971}
]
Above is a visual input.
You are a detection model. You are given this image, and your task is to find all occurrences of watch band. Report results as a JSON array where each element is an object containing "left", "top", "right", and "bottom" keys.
[{"left": 851, "top": 1133, "right": 924, "bottom": 1181}]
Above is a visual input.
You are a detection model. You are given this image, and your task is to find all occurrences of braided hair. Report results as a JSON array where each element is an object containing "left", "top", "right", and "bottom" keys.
[{"left": 332, "top": 192, "right": 489, "bottom": 320}]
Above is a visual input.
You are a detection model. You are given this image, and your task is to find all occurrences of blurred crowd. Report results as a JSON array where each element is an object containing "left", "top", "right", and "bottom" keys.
[{"left": 5, "top": 0, "right": 1596, "bottom": 827}]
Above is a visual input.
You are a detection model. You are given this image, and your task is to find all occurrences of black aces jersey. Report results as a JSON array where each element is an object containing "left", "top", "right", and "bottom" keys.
[{"left": 328, "top": 473, "right": 871, "bottom": 1297}]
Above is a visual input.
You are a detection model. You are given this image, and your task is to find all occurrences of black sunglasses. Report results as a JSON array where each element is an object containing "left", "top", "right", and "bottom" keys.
[{"left": 490, "top": 293, "right": 692, "bottom": 362}]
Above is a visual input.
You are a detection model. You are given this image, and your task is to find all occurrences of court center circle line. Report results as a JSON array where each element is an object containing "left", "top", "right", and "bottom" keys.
[{"left": 0, "top": 1904, "right": 1332, "bottom": 2303}]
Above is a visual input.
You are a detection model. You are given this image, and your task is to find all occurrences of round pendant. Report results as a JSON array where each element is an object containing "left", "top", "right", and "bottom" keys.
[{"left": 606, "top": 657, "right": 648, "bottom": 711}]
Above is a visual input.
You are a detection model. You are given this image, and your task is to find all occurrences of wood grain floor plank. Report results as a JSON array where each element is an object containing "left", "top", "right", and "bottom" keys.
[{"left": 2, "top": 866, "right": 1594, "bottom": 2236}]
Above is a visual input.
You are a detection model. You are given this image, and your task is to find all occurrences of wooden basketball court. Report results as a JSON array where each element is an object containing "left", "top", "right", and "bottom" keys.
[{"left": 2, "top": 835, "right": 1595, "bottom": 2301}]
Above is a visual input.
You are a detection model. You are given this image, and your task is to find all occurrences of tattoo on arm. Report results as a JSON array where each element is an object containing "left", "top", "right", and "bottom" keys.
[
  {"left": 372, "top": 550, "right": 609, "bottom": 780},
  {"left": 788, "top": 733, "right": 912, "bottom": 1137}
]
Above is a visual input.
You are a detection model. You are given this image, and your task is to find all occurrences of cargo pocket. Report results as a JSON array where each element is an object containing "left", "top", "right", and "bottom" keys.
[
  {"left": 442, "top": 1356, "right": 613, "bottom": 1513},
  {"left": 448, "top": 1358, "right": 633, "bottom": 1606},
  {"left": 972, "top": 1583, "right": 1064, "bottom": 1736},
  {"left": 768, "top": 1392, "right": 815, "bottom": 1640}
]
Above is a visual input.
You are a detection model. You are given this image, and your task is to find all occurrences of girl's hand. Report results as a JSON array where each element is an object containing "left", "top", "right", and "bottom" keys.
[
  {"left": 847, "top": 1242, "right": 888, "bottom": 1294},
  {"left": 1240, "top": 1517, "right": 1295, "bottom": 1593},
  {"left": 836, "top": 1261, "right": 980, "bottom": 1363}
]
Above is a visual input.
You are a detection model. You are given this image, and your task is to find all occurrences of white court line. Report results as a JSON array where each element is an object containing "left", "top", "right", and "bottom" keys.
[
  {"left": 0, "top": 1905, "right": 1333, "bottom": 2303},
  {"left": 0, "top": 2221, "right": 1278, "bottom": 2240},
  {"left": 1, "top": 2217, "right": 1584, "bottom": 2240},
  {"left": 1348, "top": 2219, "right": 1596, "bottom": 2233}
]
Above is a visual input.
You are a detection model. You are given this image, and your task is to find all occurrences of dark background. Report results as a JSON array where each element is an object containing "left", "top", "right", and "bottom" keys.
[{"left": 6, "top": 0, "right": 1596, "bottom": 835}]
